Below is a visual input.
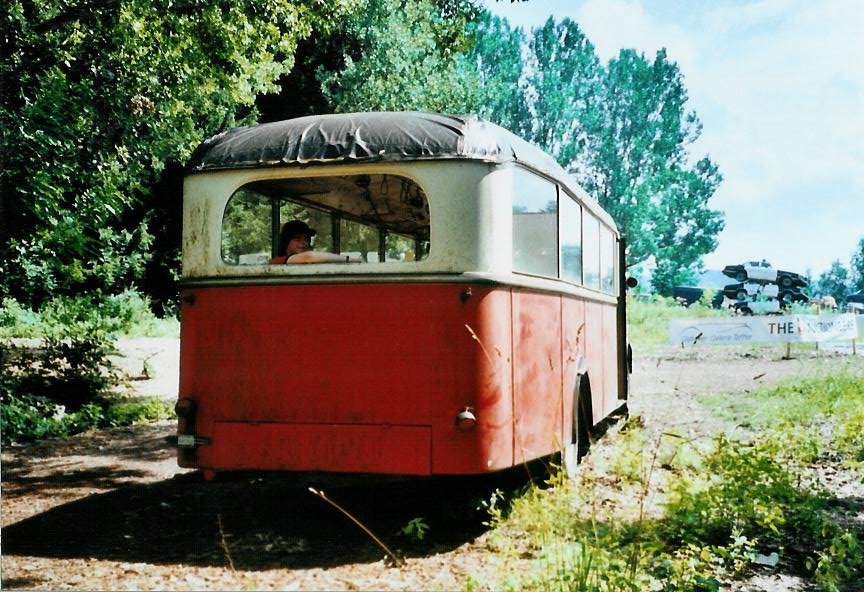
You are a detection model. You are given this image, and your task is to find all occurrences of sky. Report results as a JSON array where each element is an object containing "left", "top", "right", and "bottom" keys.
[{"left": 483, "top": 0, "right": 864, "bottom": 278}]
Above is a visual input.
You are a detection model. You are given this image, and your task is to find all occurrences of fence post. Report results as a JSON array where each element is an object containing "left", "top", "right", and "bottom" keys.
[{"left": 853, "top": 309, "right": 858, "bottom": 356}]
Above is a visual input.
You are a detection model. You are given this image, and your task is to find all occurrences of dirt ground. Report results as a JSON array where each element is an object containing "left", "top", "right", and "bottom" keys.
[{"left": 2, "top": 341, "right": 861, "bottom": 591}]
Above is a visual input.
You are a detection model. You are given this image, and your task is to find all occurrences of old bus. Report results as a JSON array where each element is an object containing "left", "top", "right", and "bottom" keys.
[{"left": 176, "top": 112, "right": 631, "bottom": 479}]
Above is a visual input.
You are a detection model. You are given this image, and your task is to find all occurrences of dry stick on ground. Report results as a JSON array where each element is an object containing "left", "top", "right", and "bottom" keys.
[
  {"left": 308, "top": 487, "right": 405, "bottom": 567},
  {"left": 216, "top": 513, "right": 236, "bottom": 572}
]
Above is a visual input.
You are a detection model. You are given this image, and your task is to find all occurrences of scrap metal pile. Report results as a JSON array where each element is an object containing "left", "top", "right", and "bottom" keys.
[{"left": 721, "top": 260, "right": 808, "bottom": 315}]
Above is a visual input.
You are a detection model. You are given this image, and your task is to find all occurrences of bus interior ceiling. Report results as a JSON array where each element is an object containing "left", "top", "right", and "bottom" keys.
[{"left": 246, "top": 174, "right": 430, "bottom": 236}]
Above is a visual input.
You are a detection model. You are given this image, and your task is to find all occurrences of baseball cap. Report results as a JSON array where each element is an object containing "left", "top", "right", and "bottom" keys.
[{"left": 282, "top": 220, "right": 317, "bottom": 239}]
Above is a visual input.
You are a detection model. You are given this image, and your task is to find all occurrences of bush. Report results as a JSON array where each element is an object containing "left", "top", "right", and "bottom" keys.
[
  {"left": 0, "top": 291, "right": 178, "bottom": 339},
  {"left": 2, "top": 337, "right": 119, "bottom": 410},
  {"left": 0, "top": 335, "right": 174, "bottom": 444},
  {"left": 485, "top": 371, "right": 864, "bottom": 591},
  {"left": 1, "top": 391, "right": 174, "bottom": 445}
]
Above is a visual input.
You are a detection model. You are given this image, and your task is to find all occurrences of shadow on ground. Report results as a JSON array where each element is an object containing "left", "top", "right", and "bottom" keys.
[{"left": 2, "top": 471, "right": 519, "bottom": 570}]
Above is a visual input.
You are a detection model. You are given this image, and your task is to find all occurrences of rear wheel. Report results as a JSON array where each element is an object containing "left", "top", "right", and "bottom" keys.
[
  {"left": 737, "top": 290, "right": 748, "bottom": 300},
  {"left": 559, "top": 376, "right": 592, "bottom": 479},
  {"left": 779, "top": 275, "right": 793, "bottom": 288},
  {"left": 735, "top": 271, "right": 747, "bottom": 282}
]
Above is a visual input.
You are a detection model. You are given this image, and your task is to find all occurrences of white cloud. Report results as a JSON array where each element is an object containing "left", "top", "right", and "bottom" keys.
[{"left": 690, "top": 0, "right": 864, "bottom": 204}]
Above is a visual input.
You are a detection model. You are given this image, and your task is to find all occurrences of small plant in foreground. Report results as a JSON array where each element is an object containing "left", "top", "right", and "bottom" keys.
[
  {"left": 808, "top": 530, "right": 864, "bottom": 592},
  {"left": 399, "top": 517, "right": 430, "bottom": 542}
]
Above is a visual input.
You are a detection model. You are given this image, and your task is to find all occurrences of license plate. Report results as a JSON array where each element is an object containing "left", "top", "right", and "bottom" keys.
[{"left": 177, "top": 434, "right": 196, "bottom": 448}]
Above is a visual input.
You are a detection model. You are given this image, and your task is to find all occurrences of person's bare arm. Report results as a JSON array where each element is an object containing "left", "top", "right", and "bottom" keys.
[{"left": 286, "top": 251, "right": 361, "bottom": 264}]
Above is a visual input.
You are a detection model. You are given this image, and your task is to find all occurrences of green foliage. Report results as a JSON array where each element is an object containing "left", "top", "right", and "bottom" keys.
[
  {"left": 850, "top": 237, "right": 864, "bottom": 293},
  {"left": 700, "top": 368, "right": 864, "bottom": 431},
  {"left": 484, "top": 370, "right": 864, "bottom": 591},
  {"left": 1, "top": 336, "right": 119, "bottom": 410},
  {"left": 469, "top": 18, "right": 724, "bottom": 292},
  {"left": 1, "top": 336, "right": 173, "bottom": 444},
  {"left": 221, "top": 190, "right": 274, "bottom": 263},
  {"left": 1, "top": 392, "right": 173, "bottom": 445},
  {"left": 817, "top": 260, "right": 851, "bottom": 304},
  {"left": 399, "top": 517, "right": 430, "bottom": 542},
  {"left": 809, "top": 531, "right": 864, "bottom": 592},
  {"left": 627, "top": 295, "right": 725, "bottom": 348},
  {"left": 664, "top": 435, "right": 810, "bottom": 545},
  {"left": 1, "top": 0, "right": 356, "bottom": 306},
  {"left": 698, "top": 288, "right": 718, "bottom": 308},
  {"left": 318, "top": 0, "right": 482, "bottom": 113},
  {"left": 0, "top": 291, "right": 178, "bottom": 338},
  {"left": 467, "top": 13, "right": 531, "bottom": 135}
]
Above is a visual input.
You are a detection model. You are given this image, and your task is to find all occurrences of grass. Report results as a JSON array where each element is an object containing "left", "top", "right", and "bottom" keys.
[
  {"left": 481, "top": 364, "right": 864, "bottom": 591},
  {"left": 627, "top": 294, "right": 726, "bottom": 349},
  {"left": 700, "top": 364, "right": 864, "bottom": 430}
]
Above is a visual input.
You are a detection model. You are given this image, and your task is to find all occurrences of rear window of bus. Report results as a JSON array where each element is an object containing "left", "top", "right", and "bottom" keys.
[{"left": 220, "top": 174, "right": 430, "bottom": 265}]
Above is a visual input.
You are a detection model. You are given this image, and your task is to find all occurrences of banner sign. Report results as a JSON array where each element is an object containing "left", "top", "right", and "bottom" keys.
[{"left": 668, "top": 314, "right": 860, "bottom": 346}]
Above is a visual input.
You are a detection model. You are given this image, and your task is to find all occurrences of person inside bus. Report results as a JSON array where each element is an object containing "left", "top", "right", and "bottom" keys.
[{"left": 270, "top": 220, "right": 359, "bottom": 264}]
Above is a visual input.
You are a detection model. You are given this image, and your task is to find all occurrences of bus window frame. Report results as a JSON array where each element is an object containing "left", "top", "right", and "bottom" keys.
[{"left": 218, "top": 171, "right": 432, "bottom": 268}]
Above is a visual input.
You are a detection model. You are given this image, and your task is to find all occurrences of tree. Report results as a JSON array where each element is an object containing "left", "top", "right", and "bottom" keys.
[
  {"left": 817, "top": 260, "right": 850, "bottom": 304},
  {"left": 850, "top": 237, "right": 864, "bottom": 293},
  {"left": 521, "top": 17, "right": 601, "bottom": 167},
  {"left": 468, "top": 12, "right": 531, "bottom": 134},
  {"left": 1, "top": 0, "right": 354, "bottom": 306},
  {"left": 470, "top": 18, "right": 724, "bottom": 296},
  {"left": 584, "top": 49, "right": 723, "bottom": 294},
  {"left": 316, "top": 0, "right": 484, "bottom": 114}
]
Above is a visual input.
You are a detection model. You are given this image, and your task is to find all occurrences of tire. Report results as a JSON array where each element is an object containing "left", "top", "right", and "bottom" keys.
[
  {"left": 560, "top": 376, "right": 592, "bottom": 479},
  {"left": 779, "top": 275, "right": 793, "bottom": 288},
  {"left": 736, "top": 290, "right": 748, "bottom": 300},
  {"left": 741, "top": 307, "right": 753, "bottom": 316},
  {"left": 735, "top": 271, "right": 747, "bottom": 282}
]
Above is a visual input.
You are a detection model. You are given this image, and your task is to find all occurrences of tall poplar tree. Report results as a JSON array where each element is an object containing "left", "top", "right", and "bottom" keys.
[{"left": 469, "top": 17, "right": 725, "bottom": 295}]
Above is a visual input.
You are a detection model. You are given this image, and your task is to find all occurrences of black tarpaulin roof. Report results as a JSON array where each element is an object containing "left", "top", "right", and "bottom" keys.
[{"left": 185, "top": 111, "right": 567, "bottom": 176}]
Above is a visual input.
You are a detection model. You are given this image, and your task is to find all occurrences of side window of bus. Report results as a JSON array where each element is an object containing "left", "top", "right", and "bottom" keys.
[
  {"left": 583, "top": 212, "right": 601, "bottom": 290},
  {"left": 560, "top": 193, "right": 582, "bottom": 285},
  {"left": 599, "top": 224, "right": 615, "bottom": 294},
  {"left": 512, "top": 170, "right": 558, "bottom": 278},
  {"left": 221, "top": 174, "right": 430, "bottom": 266}
]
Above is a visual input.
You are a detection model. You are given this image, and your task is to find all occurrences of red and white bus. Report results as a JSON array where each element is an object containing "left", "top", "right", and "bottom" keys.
[{"left": 175, "top": 112, "right": 632, "bottom": 479}]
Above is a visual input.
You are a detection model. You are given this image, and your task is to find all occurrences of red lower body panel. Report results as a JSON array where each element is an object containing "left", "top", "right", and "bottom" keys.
[
  {"left": 211, "top": 422, "right": 432, "bottom": 475},
  {"left": 178, "top": 283, "right": 619, "bottom": 476}
]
